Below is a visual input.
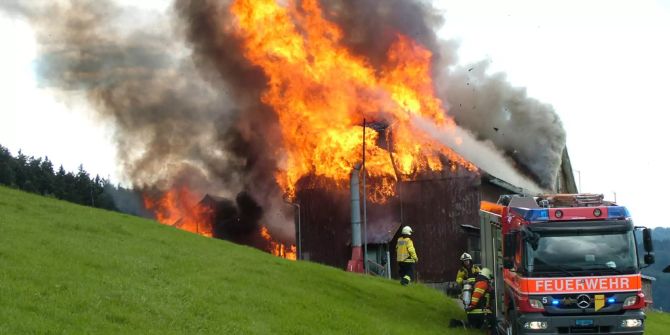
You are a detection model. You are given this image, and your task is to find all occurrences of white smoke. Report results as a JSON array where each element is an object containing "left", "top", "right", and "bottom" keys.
[{"left": 411, "top": 115, "right": 546, "bottom": 194}]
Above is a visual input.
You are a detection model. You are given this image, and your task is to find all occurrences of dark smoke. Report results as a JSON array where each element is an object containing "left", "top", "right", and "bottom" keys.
[
  {"left": 172, "top": 0, "right": 291, "bottom": 235},
  {"left": 1, "top": 0, "right": 245, "bottom": 192},
  {"left": 209, "top": 192, "right": 263, "bottom": 239},
  {"left": 0, "top": 0, "right": 289, "bottom": 222},
  {"left": 319, "top": 0, "right": 458, "bottom": 71}
]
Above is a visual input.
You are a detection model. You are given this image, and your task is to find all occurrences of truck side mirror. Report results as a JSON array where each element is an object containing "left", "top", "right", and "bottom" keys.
[
  {"left": 643, "top": 228, "right": 654, "bottom": 253},
  {"left": 664, "top": 265, "right": 670, "bottom": 273},
  {"left": 644, "top": 254, "right": 655, "bottom": 265},
  {"left": 503, "top": 233, "right": 516, "bottom": 269}
]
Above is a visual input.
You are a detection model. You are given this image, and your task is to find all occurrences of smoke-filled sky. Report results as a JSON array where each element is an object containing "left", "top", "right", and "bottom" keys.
[{"left": 1, "top": 0, "right": 669, "bottom": 228}]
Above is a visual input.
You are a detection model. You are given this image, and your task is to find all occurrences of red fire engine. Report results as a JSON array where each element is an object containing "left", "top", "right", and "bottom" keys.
[{"left": 479, "top": 193, "right": 655, "bottom": 335}]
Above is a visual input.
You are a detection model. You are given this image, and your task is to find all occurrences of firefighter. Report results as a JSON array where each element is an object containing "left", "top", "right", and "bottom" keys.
[
  {"left": 465, "top": 267, "right": 494, "bottom": 329},
  {"left": 456, "top": 252, "right": 481, "bottom": 308},
  {"left": 396, "top": 226, "right": 418, "bottom": 285},
  {"left": 456, "top": 252, "right": 481, "bottom": 287}
]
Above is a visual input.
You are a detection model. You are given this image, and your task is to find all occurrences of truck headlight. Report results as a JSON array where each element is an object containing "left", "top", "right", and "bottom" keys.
[
  {"left": 524, "top": 321, "right": 548, "bottom": 330},
  {"left": 620, "top": 319, "right": 643, "bottom": 328},
  {"left": 528, "top": 298, "right": 544, "bottom": 309},
  {"left": 623, "top": 296, "right": 638, "bottom": 307}
]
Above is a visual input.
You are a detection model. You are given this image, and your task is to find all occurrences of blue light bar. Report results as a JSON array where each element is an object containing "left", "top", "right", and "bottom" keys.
[
  {"left": 552, "top": 300, "right": 560, "bottom": 305},
  {"left": 607, "top": 297, "right": 616, "bottom": 303},
  {"left": 510, "top": 207, "right": 550, "bottom": 222},
  {"left": 607, "top": 206, "right": 630, "bottom": 219},
  {"left": 524, "top": 209, "right": 550, "bottom": 222}
]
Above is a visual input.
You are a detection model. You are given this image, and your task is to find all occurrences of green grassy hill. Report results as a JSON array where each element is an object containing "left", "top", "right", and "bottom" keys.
[
  {"left": 0, "top": 186, "right": 470, "bottom": 334},
  {"left": 647, "top": 312, "right": 670, "bottom": 334},
  {"left": 2, "top": 185, "right": 668, "bottom": 334}
]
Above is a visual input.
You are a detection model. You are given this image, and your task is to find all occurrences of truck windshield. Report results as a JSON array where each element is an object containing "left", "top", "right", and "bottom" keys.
[{"left": 525, "top": 230, "right": 638, "bottom": 276}]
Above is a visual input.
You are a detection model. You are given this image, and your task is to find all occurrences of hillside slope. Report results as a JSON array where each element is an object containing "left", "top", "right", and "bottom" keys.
[
  {"left": 647, "top": 311, "right": 670, "bottom": 334},
  {"left": 0, "top": 186, "right": 469, "bottom": 334}
]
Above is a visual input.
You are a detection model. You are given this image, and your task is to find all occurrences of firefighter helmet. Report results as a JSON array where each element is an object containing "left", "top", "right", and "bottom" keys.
[
  {"left": 460, "top": 252, "right": 473, "bottom": 261},
  {"left": 480, "top": 267, "right": 492, "bottom": 280},
  {"left": 401, "top": 226, "right": 413, "bottom": 235}
]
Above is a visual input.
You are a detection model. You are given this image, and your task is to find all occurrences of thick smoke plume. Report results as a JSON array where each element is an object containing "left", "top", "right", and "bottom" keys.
[
  {"left": 1, "top": 0, "right": 246, "bottom": 192},
  {"left": 1, "top": 0, "right": 566, "bottom": 237},
  {"left": 0, "top": 0, "right": 293, "bottom": 239},
  {"left": 440, "top": 63, "right": 566, "bottom": 188}
]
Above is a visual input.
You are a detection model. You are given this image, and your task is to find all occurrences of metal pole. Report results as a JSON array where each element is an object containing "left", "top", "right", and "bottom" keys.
[
  {"left": 284, "top": 200, "right": 302, "bottom": 260},
  {"left": 296, "top": 203, "right": 301, "bottom": 260},
  {"left": 362, "top": 118, "right": 368, "bottom": 274},
  {"left": 386, "top": 248, "right": 391, "bottom": 279}
]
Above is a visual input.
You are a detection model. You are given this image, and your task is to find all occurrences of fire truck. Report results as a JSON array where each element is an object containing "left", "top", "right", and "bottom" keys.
[{"left": 478, "top": 193, "right": 655, "bottom": 335}]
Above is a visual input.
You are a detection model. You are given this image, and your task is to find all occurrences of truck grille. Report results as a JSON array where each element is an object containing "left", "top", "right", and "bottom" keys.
[
  {"left": 557, "top": 326, "right": 612, "bottom": 333},
  {"left": 553, "top": 294, "right": 594, "bottom": 309}
]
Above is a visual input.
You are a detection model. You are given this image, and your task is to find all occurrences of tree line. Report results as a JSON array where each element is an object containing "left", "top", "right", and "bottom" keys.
[{"left": 0, "top": 144, "right": 118, "bottom": 211}]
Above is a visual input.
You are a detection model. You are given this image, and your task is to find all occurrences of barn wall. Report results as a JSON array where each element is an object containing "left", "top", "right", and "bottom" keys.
[
  {"left": 296, "top": 177, "right": 401, "bottom": 270},
  {"left": 295, "top": 170, "right": 528, "bottom": 284},
  {"left": 394, "top": 172, "right": 481, "bottom": 282}
]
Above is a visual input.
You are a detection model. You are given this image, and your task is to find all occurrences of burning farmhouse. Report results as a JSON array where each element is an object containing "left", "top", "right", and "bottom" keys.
[{"left": 116, "top": 0, "right": 573, "bottom": 285}]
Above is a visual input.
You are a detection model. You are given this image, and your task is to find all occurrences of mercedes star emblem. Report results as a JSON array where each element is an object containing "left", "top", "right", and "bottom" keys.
[{"left": 576, "top": 294, "right": 591, "bottom": 309}]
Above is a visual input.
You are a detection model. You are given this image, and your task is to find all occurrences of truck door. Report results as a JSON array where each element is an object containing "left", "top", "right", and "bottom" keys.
[{"left": 479, "top": 209, "right": 504, "bottom": 320}]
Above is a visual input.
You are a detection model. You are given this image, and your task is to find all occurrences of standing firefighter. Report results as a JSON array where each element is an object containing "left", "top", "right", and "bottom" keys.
[
  {"left": 465, "top": 267, "right": 494, "bottom": 329},
  {"left": 396, "top": 226, "right": 418, "bottom": 285},
  {"left": 456, "top": 252, "right": 481, "bottom": 306}
]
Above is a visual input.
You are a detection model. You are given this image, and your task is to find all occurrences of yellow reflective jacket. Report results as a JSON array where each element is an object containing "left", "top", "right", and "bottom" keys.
[
  {"left": 396, "top": 237, "right": 418, "bottom": 263},
  {"left": 456, "top": 265, "right": 481, "bottom": 286}
]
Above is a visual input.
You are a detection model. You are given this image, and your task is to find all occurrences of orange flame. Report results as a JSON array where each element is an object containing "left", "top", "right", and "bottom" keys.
[
  {"left": 143, "top": 186, "right": 213, "bottom": 237},
  {"left": 260, "top": 226, "right": 297, "bottom": 260},
  {"left": 143, "top": 188, "right": 297, "bottom": 260},
  {"left": 230, "top": 0, "right": 476, "bottom": 202}
]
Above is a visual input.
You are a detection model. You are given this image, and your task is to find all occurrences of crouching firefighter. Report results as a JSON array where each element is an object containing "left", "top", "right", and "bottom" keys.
[
  {"left": 456, "top": 252, "right": 481, "bottom": 286},
  {"left": 465, "top": 267, "right": 494, "bottom": 329},
  {"left": 396, "top": 226, "right": 418, "bottom": 285}
]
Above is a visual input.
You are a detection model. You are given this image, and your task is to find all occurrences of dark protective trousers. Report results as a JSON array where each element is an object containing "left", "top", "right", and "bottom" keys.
[
  {"left": 398, "top": 262, "right": 415, "bottom": 285},
  {"left": 467, "top": 309, "right": 495, "bottom": 332},
  {"left": 467, "top": 313, "right": 486, "bottom": 329}
]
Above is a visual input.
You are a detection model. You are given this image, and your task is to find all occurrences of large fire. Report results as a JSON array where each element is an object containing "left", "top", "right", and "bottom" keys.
[
  {"left": 143, "top": 0, "right": 478, "bottom": 259},
  {"left": 230, "top": 0, "right": 476, "bottom": 201}
]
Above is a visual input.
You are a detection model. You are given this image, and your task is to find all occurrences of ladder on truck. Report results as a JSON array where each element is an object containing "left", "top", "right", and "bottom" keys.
[{"left": 537, "top": 193, "right": 614, "bottom": 207}]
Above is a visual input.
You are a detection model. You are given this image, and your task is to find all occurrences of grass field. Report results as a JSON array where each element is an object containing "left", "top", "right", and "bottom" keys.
[
  {"left": 647, "top": 311, "right": 670, "bottom": 334},
  {"left": 2, "top": 185, "right": 668, "bottom": 334},
  {"left": 0, "top": 186, "right": 471, "bottom": 334}
]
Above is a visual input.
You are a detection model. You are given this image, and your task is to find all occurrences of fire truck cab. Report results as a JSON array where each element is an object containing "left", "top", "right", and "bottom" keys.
[{"left": 479, "top": 193, "right": 655, "bottom": 335}]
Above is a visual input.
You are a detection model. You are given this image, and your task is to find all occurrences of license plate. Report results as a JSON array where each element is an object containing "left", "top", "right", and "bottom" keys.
[{"left": 575, "top": 319, "right": 594, "bottom": 327}]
